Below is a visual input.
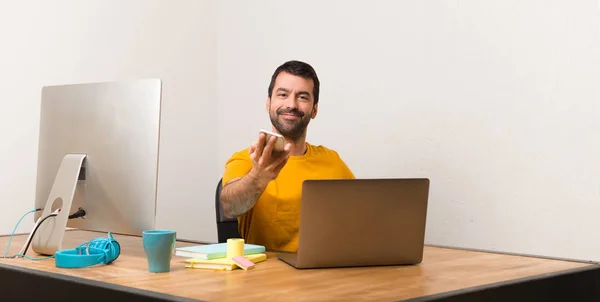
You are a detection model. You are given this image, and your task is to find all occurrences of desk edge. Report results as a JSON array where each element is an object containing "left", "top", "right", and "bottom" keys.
[
  {"left": 0, "top": 262, "right": 204, "bottom": 302},
  {"left": 426, "top": 244, "right": 599, "bottom": 265}
]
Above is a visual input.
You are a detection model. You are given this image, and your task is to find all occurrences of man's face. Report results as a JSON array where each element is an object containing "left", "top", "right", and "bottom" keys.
[{"left": 267, "top": 72, "right": 318, "bottom": 140}]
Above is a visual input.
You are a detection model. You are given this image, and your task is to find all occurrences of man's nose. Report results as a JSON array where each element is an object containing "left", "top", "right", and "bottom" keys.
[{"left": 283, "top": 95, "right": 298, "bottom": 108}]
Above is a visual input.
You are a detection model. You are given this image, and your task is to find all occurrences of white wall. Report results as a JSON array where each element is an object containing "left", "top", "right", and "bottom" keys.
[
  {"left": 0, "top": 0, "right": 218, "bottom": 242},
  {"left": 217, "top": 0, "right": 600, "bottom": 262},
  {"left": 3, "top": 0, "right": 600, "bottom": 262}
]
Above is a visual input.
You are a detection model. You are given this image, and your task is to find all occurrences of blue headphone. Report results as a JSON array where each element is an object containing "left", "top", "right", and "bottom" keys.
[{"left": 54, "top": 232, "right": 121, "bottom": 268}]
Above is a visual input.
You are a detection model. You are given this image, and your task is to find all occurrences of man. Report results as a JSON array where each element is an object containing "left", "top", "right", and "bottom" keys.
[{"left": 220, "top": 60, "right": 355, "bottom": 252}]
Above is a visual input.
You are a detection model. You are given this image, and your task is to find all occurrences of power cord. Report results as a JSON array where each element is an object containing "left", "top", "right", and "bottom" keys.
[
  {"left": 3, "top": 207, "right": 87, "bottom": 260},
  {"left": 16, "top": 209, "right": 58, "bottom": 257},
  {"left": 68, "top": 207, "right": 86, "bottom": 219},
  {"left": 19, "top": 212, "right": 59, "bottom": 257},
  {"left": 2, "top": 209, "right": 40, "bottom": 258}
]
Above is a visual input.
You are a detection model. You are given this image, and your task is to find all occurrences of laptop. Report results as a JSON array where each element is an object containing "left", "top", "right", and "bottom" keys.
[{"left": 277, "top": 178, "right": 430, "bottom": 269}]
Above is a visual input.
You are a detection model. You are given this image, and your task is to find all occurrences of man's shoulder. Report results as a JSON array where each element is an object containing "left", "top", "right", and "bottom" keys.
[
  {"left": 226, "top": 148, "right": 251, "bottom": 163},
  {"left": 307, "top": 143, "right": 343, "bottom": 159},
  {"left": 306, "top": 143, "right": 355, "bottom": 178},
  {"left": 232, "top": 148, "right": 251, "bottom": 156}
]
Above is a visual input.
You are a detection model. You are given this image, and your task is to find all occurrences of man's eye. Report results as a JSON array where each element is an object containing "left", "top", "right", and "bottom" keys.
[{"left": 278, "top": 94, "right": 287, "bottom": 97}]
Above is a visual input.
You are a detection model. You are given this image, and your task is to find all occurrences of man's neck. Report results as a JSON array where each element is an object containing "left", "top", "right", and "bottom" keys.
[{"left": 285, "top": 137, "right": 307, "bottom": 156}]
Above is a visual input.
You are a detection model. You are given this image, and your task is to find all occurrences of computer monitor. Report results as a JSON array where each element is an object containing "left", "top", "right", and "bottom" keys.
[{"left": 31, "top": 79, "right": 162, "bottom": 255}]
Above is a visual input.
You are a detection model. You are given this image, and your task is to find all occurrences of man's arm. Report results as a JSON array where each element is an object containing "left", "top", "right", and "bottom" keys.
[
  {"left": 220, "top": 133, "right": 291, "bottom": 218},
  {"left": 220, "top": 170, "right": 268, "bottom": 218}
]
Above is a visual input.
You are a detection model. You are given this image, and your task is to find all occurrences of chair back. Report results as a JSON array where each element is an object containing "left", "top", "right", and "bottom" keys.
[{"left": 215, "top": 178, "right": 241, "bottom": 242}]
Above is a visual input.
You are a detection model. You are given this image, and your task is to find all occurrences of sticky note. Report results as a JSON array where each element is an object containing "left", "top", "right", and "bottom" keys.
[{"left": 232, "top": 255, "right": 256, "bottom": 270}]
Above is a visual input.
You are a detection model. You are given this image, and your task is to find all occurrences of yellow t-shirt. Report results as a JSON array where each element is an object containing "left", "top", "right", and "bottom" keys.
[{"left": 222, "top": 142, "right": 355, "bottom": 252}]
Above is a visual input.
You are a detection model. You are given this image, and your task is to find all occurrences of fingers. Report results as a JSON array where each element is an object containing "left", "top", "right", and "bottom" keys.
[
  {"left": 261, "top": 136, "right": 277, "bottom": 164},
  {"left": 269, "top": 143, "right": 292, "bottom": 170},
  {"left": 274, "top": 143, "right": 292, "bottom": 162},
  {"left": 249, "top": 140, "right": 258, "bottom": 162},
  {"left": 251, "top": 135, "right": 291, "bottom": 178},
  {"left": 253, "top": 133, "right": 267, "bottom": 162}
]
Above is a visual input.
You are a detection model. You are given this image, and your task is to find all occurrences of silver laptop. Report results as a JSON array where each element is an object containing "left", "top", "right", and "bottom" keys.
[{"left": 277, "top": 178, "right": 430, "bottom": 269}]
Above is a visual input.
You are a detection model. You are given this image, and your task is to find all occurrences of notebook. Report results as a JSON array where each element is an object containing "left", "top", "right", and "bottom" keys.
[
  {"left": 175, "top": 243, "right": 265, "bottom": 260},
  {"left": 185, "top": 253, "right": 267, "bottom": 270}
]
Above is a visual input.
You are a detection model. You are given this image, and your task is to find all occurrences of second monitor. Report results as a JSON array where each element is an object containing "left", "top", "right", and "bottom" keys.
[{"left": 32, "top": 79, "right": 162, "bottom": 255}]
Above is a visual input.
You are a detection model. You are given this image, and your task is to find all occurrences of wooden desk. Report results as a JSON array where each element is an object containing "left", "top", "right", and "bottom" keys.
[{"left": 0, "top": 230, "right": 598, "bottom": 301}]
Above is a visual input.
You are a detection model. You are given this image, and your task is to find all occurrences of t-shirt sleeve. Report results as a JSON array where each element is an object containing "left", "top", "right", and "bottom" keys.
[
  {"left": 340, "top": 159, "right": 355, "bottom": 179},
  {"left": 222, "top": 149, "right": 253, "bottom": 185},
  {"left": 333, "top": 151, "right": 356, "bottom": 179}
]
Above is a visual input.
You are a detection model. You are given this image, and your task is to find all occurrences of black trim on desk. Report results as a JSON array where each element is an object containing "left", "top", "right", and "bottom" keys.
[
  {"left": 0, "top": 263, "right": 204, "bottom": 302},
  {"left": 401, "top": 264, "right": 600, "bottom": 302},
  {"left": 3, "top": 255, "right": 599, "bottom": 302}
]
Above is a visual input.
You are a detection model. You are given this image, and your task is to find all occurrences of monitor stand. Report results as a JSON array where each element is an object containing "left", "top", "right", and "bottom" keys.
[{"left": 31, "top": 153, "right": 86, "bottom": 256}]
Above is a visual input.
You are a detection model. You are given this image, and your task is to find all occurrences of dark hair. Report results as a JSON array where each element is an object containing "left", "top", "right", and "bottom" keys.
[{"left": 268, "top": 60, "right": 320, "bottom": 105}]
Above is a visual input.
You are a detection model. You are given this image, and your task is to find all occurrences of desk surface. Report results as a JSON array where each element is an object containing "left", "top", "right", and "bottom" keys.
[{"left": 0, "top": 230, "right": 596, "bottom": 301}]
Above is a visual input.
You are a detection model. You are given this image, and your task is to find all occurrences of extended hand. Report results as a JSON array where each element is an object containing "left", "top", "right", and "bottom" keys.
[{"left": 248, "top": 133, "right": 291, "bottom": 185}]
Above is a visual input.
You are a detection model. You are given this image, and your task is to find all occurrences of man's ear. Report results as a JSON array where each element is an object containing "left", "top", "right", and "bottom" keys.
[
  {"left": 311, "top": 103, "right": 318, "bottom": 119},
  {"left": 266, "top": 97, "right": 270, "bottom": 113}
]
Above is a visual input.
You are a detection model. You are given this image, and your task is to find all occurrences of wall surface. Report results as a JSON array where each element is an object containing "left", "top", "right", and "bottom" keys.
[
  {"left": 0, "top": 0, "right": 218, "bottom": 243},
  {"left": 217, "top": 0, "right": 600, "bottom": 261},
  {"left": 3, "top": 0, "right": 600, "bottom": 261}
]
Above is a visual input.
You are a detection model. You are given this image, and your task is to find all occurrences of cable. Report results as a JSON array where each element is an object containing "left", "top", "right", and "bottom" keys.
[
  {"left": 4, "top": 207, "right": 86, "bottom": 259},
  {"left": 20, "top": 213, "right": 58, "bottom": 257},
  {"left": 3, "top": 209, "right": 41, "bottom": 259},
  {"left": 17, "top": 216, "right": 42, "bottom": 256},
  {"left": 17, "top": 208, "right": 59, "bottom": 256},
  {"left": 15, "top": 207, "right": 85, "bottom": 258},
  {"left": 68, "top": 208, "right": 86, "bottom": 219},
  {"left": 7, "top": 254, "right": 54, "bottom": 260}
]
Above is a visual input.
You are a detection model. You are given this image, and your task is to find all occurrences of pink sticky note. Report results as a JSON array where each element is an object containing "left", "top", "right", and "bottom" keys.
[{"left": 232, "top": 256, "right": 256, "bottom": 270}]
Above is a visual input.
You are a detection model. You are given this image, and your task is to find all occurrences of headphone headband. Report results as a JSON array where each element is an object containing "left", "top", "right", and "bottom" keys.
[{"left": 55, "top": 233, "right": 121, "bottom": 269}]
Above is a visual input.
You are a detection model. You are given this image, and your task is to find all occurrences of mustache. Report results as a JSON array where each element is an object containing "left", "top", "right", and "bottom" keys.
[{"left": 276, "top": 108, "right": 304, "bottom": 117}]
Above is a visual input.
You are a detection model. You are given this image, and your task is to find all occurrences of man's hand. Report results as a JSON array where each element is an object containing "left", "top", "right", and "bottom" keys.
[
  {"left": 248, "top": 132, "right": 291, "bottom": 186},
  {"left": 220, "top": 132, "right": 291, "bottom": 218}
]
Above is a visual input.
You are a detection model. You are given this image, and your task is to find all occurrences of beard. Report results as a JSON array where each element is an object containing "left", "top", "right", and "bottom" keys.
[{"left": 269, "top": 106, "right": 312, "bottom": 140}]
